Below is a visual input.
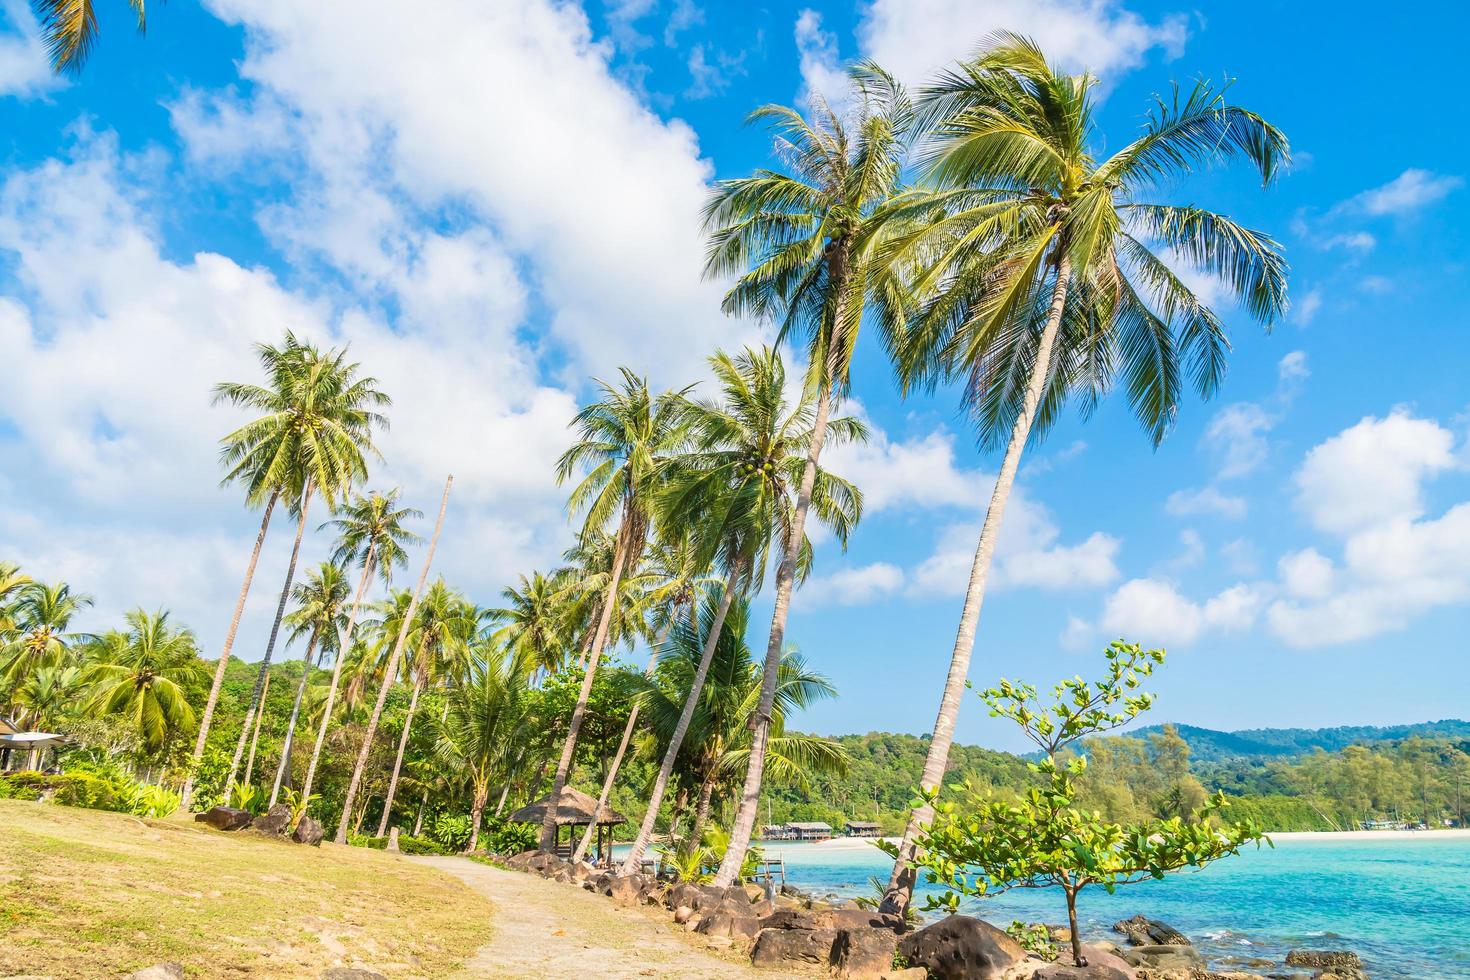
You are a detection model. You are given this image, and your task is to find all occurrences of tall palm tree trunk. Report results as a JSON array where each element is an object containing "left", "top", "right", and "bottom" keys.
[
  {"left": 268, "top": 631, "right": 320, "bottom": 806},
  {"left": 571, "top": 606, "right": 680, "bottom": 863},
  {"left": 228, "top": 484, "right": 313, "bottom": 787},
  {"left": 686, "top": 772, "right": 716, "bottom": 858},
  {"left": 883, "top": 257, "right": 1072, "bottom": 910},
  {"left": 335, "top": 475, "right": 452, "bottom": 845},
  {"left": 713, "top": 355, "right": 837, "bottom": 886},
  {"left": 376, "top": 672, "right": 424, "bottom": 837},
  {"left": 183, "top": 492, "right": 278, "bottom": 810},
  {"left": 467, "top": 786, "right": 489, "bottom": 852},
  {"left": 243, "top": 669, "right": 271, "bottom": 785},
  {"left": 539, "top": 519, "right": 632, "bottom": 851},
  {"left": 301, "top": 547, "right": 377, "bottom": 801},
  {"left": 413, "top": 790, "right": 428, "bottom": 837},
  {"left": 621, "top": 573, "right": 739, "bottom": 873},
  {"left": 493, "top": 781, "right": 511, "bottom": 818}
]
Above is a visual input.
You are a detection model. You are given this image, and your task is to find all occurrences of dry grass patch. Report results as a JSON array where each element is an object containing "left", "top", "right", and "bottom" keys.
[{"left": 0, "top": 799, "right": 491, "bottom": 978}]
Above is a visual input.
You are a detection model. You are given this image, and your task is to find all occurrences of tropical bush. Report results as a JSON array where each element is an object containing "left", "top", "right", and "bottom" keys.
[
  {"left": 347, "top": 832, "right": 447, "bottom": 855},
  {"left": 426, "top": 811, "right": 474, "bottom": 852},
  {"left": 481, "top": 817, "right": 536, "bottom": 855}
]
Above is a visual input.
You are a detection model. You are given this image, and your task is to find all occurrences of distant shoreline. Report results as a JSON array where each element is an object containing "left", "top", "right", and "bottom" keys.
[{"left": 785, "top": 827, "right": 1470, "bottom": 851}]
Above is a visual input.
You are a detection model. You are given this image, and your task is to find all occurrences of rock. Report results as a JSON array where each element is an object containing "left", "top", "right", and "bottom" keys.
[
  {"left": 570, "top": 861, "right": 596, "bottom": 882},
  {"left": 1284, "top": 951, "right": 1361, "bottom": 970},
  {"left": 750, "top": 927, "right": 839, "bottom": 968},
  {"left": 250, "top": 803, "right": 293, "bottom": 837},
  {"left": 320, "top": 971, "right": 388, "bottom": 980},
  {"left": 831, "top": 926, "right": 901, "bottom": 979},
  {"left": 197, "top": 806, "right": 253, "bottom": 831},
  {"left": 695, "top": 909, "right": 763, "bottom": 940},
  {"left": 878, "top": 970, "right": 927, "bottom": 980},
  {"left": 292, "top": 815, "right": 324, "bottom": 846},
  {"left": 127, "top": 966, "right": 185, "bottom": 980},
  {"left": 896, "top": 916, "right": 1025, "bottom": 980},
  {"left": 665, "top": 882, "right": 705, "bottom": 911},
  {"left": 1033, "top": 944, "right": 1138, "bottom": 980},
  {"left": 1113, "top": 915, "right": 1191, "bottom": 947},
  {"left": 386, "top": 827, "right": 400, "bottom": 852},
  {"left": 1119, "top": 943, "right": 1204, "bottom": 974},
  {"left": 673, "top": 905, "right": 696, "bottom": 925},
  {"left": 606, "top": 874, "right": 646, "bottom": 906},
  {"left": 743, "top": 883, "right": 766, "bottom": 902},
  {"left": 779, "top": 882, "right": 805, "bottom": 897},
  {"left": 506, "top": 849, "right": 538, "bottom": 869},
  {"left": 759, "top": 906, "right": 900, "bottom": 935}
]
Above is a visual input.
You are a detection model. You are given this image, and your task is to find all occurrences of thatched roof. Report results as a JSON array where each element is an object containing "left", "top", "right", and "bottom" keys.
[{"left": 508, "top": 787, "right": 627, "bottom": 826}]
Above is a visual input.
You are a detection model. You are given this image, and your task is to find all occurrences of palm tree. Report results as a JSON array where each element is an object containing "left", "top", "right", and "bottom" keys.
[
  {"left": 704, "top": 70, "right": 910, "bottom": 886},
  {"left": 82, "top": 609, "right": 207, "bottom": 756},
  {"left": 632, "top": 593, "right": 845, "bottom": 861},
  {"left": 376, "top": 581, "right": 478, "bottom": 836},
  {"left": 0, "top": 562, "right": 34, "bottom": 635},
  {"left": 268, "top": 562, "right": 351, "bottom": 806},
  {"left": 879, "top": 35, "right": 1288, "bottom": 907},
  {"left": 10, "top": 664, "right": 83, "bottom": 731},
  {"left": 1, "top": 582, "right": 95, "bottom": 700},
  {"left": 621, "top": 346, "right": 863, "bottom": 873},
  {"left": 213, "top": 334, "right": 390, "bottom": 792},
  {"left": 32, "top": 0, "right": 148, "bottom": 74},
  {"left": 492, "top": 572, "right": 572, "bottom": 679},
  {"left": 433, "top": 644, "right": 531, "bottom": 851},
  {"left": 538, "top": 372, "right": 688, "bottom": 852},
  {"left": 334, "top": 475, "right": 452, "bottom": 845},
  {"left": 300, "top": 489, "right": 420, "bottom": 801}
]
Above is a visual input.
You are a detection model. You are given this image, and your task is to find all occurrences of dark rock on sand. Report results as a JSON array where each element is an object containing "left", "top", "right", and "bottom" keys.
[
  {"left": 196, "top": 806, "right": 253, "bottom": 831},
  {"left": 750, "top": 926, "right": 839, "bottom": 967},
  {"left": 1113, "top": 915, "right": 1191, "bottom": 947},
  {"left": 250, "top": 803, "right": 293, "bottom": 837},
  {"left": 292, "top": 815, "right": 325, "bottom": 846},
  {"left": 830, "top": 925, "right": 901, "bottom": 979},
  {"left": 895, "top": 915, "right": 1025, "bottom": 980}
]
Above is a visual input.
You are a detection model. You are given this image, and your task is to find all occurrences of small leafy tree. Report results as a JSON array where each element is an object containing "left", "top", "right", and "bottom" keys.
[{"left": 881, "top": 641, "right": 1268, "bottom": 966}]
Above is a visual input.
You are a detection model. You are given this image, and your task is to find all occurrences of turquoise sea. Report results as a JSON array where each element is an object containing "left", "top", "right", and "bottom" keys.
[{"left": 758, "top": 835, "right": 1470, "bottom": 979}]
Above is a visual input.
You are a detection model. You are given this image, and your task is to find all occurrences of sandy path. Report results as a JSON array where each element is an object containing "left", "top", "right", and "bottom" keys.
[{"left": 412, "top": 855, "right": 817, "bottom": 979}]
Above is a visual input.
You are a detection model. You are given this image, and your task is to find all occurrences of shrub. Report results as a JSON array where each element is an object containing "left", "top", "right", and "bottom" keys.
[
  {"left": 127, "top": 783, "right": 182, "bottom": 818},
  {"left": 427, "top": 811, "right": 474, "bottom": 852},
  {"left": 483, "top": 819, "right": 535, "bottom": 855},
  {"left": 346, "top": 832, "right": 448, "bottom": 856}
]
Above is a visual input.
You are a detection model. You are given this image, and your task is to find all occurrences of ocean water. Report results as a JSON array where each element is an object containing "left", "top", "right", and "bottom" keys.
[{"left": 758, "top": 836, "right": 1470, "bottom": 979}]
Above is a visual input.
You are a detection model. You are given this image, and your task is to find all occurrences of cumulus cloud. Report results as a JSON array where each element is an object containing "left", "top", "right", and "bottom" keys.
[
  {"left": 1164, "top": 487, "right": 1247, "bottom": 520},
  {"left": 0, "top": 0, "right": 58, "bottom": 100},
  {"left": 1096, "top": 578, "right": 1262, "bottom": 647},
  {"left": 855, "top": 0, "right": 1187, "bottom": 85},
  {"left": 798, "top": 562, "right": 905, "bottom": 607},
  {"left": 794, "top": 9, "right": 849, "bottom": 108},
  {"left": 1345, "top": 169, "right": 1464, "bottom": 217},
  {"left": 910, "top": 512, "right": 1120, "bottom": 597}
]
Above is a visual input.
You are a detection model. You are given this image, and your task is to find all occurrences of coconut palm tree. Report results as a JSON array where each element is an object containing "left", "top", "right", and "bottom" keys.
[
  {"left": 0, "top": 562, "right": 34, "bottom": 635},
  {"left": 492, "top": 572, "right": 572, "bottom": 679},
  {"left": 1, "top": 582, "right": 95, "bottom": 701},
  {"left": 32, "top": 0, "right": 148, "bottom": 74},
  {"left": 538, "top": 372, "right": 688, "bottom": 852},
  {"left": 334, "top": 475, "right": 452, "bottom": 845},
  {"left": 212, "top": 334, "right": 390, "bottom": 791},
  {"left": 268, "top": 562, "right": 351, "bottom": 806},
  {"left": 81, "top": 609, "right": 207, "bottom": 755},
  {"left": 878, "top": 35, "right": 1288, "bottom": 908},
  {"left": 377, "top": 581, "right": 479, "bottom": 836},
  {"left": 434, "top": 644, "right": 531, "bottom": 851},
  {"left": 10, "top": 664, "right": 83, "bottom": 732},
  {"left": 300, "top": 489, "right": 420, "bottom": 801},
  {"left": 704, "top": 70, "right": 911, "bottom": 886},
  {"left": 621, "top": 346, "right": 863, "bottom": 872}
]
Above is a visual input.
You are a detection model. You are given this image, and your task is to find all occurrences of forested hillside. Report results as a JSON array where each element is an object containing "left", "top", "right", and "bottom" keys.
[{"left": 1129, "top": 719, "right": 1470, "bottom": 762}]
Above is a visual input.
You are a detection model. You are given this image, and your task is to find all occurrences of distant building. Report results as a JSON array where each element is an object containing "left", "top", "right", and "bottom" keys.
[
  {"left": 785, "top": 821, "right": 833, "bottom": 841},
  {"left": 761, "top": 824, "right": 795, "bottom": 841},
  {"left": 844, "top": 821, "right": 882, "bottom": 837}
]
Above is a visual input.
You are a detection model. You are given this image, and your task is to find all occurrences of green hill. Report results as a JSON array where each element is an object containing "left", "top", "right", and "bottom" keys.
[{"left": 1130, "top": 719, "right": 1470, "bottom": 762}]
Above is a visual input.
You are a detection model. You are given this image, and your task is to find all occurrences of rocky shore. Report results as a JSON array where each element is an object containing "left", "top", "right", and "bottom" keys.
[{"left": 495, "top": 850, "right": 1371, "bottom": 980}]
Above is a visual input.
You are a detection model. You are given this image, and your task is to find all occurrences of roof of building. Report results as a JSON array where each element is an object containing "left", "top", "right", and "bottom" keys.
[
  {"left": 507, "top": 787, "right": 627, "bottom": 826},
  {"left": 786, "top": 822, "right": 833, "bottom": 831},
  {"left": 845, "top": 821, "right": 882, "bottom": 829}
]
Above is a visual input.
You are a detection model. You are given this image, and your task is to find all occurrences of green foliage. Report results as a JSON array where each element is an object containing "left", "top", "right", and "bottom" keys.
[
  {"left": 280, "top": 788, "right": 318, "bottom": 828},
  {"left": 853, "top": 875, "right": 920, "bottom": 925},
  {"left": 427, "top": 812, "right": 475, "bottom": 852},
  {"left": 126, "top": 782, "right": 182, "bottom": 818},
  {"left": 226, "top": 780, "right": 263, "bottom": 814},
  {"left": 659, "top": 845, "right": 715, "bottom": 883},
  {"left": 0, "top": 766, "right": 177, "bottom": 817},
  {"left": 1006, "top": 922, "right": 1057, "bottom": 961},
  {"left": 483, "top": 819, "right": 536, "bottom": 855},
  {"left": 347, "top": 832, "right": 447, "bottom": 855},
  {"left": 885, "top": 642, "right": 1268, "bottom": 964}
]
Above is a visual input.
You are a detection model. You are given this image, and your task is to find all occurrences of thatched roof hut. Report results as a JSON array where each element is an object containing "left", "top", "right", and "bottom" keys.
[{"left": 509, "top": 787, "right": 627, "bottom": 827}]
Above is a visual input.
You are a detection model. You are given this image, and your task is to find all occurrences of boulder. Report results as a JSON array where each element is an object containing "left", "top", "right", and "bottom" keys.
[
  {"left": 250, "top": 803, "right": 293, "bottom": 837},
  {"left": 742, "top": 883, "right": 766, "bottom": 902},
  {"left": 896, "top": 915, "right": 1025, "bottom": 980},
  {"left": 320, "top": 971, "right": 388, "bottom": 980},
  {"left": 750, "top": 927, "right": 839, "bottom": 968},
  {"left": 1033, "top": 944, "right": 1138, "bottom": 980},
  {"left": 878, "top": 970, "right": 927, "bottom": 980},
  {"left": 695, "top": 909, "right": 763, "bottom": 940},
  {"left": 1112, "top": 915, "right": 1191, "bottom": 947},
  {"left": 665, "top": 882, "right": 705, "bottom": 911},
  {"left": 1284, "top": 950, "right": 1361, "bottom": 970},
  {"left": 506, "top": 849, "right": 539, "bottom": 869},
  {"left": 197, "top": 806, "right": 253, "bottom": 832},
  {"left": 127, "top": 965, "right": 185, "bottom": 980},
  {"left": 673, "top": 905, "right": 696, "bottom": 925},
  {"left": 292, "top": 815, "right": 325, "bottom": 846},
  {"left": 830, "top": 926, "right": 901, "bottom": 979},
  {"left": 760, "top": 906, "right": 899, "bottom": 934},
  {"left": 570, "top": 861, "right": 597, "bottom": 882},
  {"left": 606, "top": 874, "right": 647, "bottom": 906},
  {"left": 1118, "top": 943, "right": 1204, "bottom": 974}
]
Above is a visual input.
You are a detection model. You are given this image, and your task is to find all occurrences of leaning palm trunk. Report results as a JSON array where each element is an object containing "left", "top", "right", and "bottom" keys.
[
  {"left": 243, "top": 669, "right": 271, "bottom": 785},
  {"left": 182, "top": 492, "right": 278, "bottom": 810},
  {"left": 467, "top": 785, "right": 489, "bottom": 852},
  {"left": 686, "top": 772, "right": 716, "bottom": 858},
  {"left": 713, "top": 357, "right": 837, "bottom": 886},
  {"left": 228, "top": 485, "right": 313, "bottom": 787},
  {"left": 301, "top": 546, "right": 377, "bottom": 801},
  {"left": 883, "top": 258, "right": 1072, "bottom": 911},
  {"left": 376, "top": 672, "right": 424, "bottom": 837},
  {"left": 268, "top": 630, "right": 320, "bottom": 806},
  {"left": 571, "top": 608, "right": 680, "bottom": 863},
  {"left": 621, "top": 573, "right": 739, "bottom": 873},
  {"left": 539, "top": 520, "right": 632, "bottom": 852},
  {"left": 334, "top": 475, "right": 452, "bottom": 845}
]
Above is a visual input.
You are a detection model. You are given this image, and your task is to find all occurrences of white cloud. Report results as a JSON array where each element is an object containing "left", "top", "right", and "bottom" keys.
[
  {"left": 1295, "top": 288, "right": 1323, "bottom": 326},
  {"left": 1293, "top": 410, "right": 1457, "bottom": 533},
  {"left": 799, "top": 562, "right": 905, "bottom": 607},
  {"left": 1347, "top": 169, "right": 1464, "bottom": 217},
  {"left": 1165, "top": 487, "right": 1247, "bottom": 520},
  {"left": 0, "top": 0, "right": 58, "bottom": 100},
  {"left": 1098, "top": 578, "right": 1261, "bottom": 647},
  {"left": 856, "top": 0, "right": 1187, "bottom": 86},
  {"left": 1204, "top": 403, "right": 1274, "bottom": 479},
  {"left": 1277, "top": 548, "right": 1334, "bottom": 599},
  {"left": 1320, "top": 231, "right": 1376, "bottom": 252},
  {"left": 911, "top": 508, "right": 1120, "bottom": 596},
  {"left": 794, "top": 9, "right": 848, "bottom": 108},
  {"left": 824, "top": 426, "right": 981, "bottom": 514},
  {"left": 1277, "top": 350, "right": 1310, "bottom": 387}
]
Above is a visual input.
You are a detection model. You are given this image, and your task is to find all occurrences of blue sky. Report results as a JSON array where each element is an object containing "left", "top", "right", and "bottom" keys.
[{"left": 1, "top": 0, "right": 1467, "bottom": 753}]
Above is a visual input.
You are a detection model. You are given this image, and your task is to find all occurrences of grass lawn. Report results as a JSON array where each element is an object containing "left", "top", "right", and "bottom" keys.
[{"left": 0, "top": 799, "right": 492, "bottom": 978}]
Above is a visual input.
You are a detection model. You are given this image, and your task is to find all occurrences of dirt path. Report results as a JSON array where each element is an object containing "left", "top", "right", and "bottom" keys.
[{"left": 412, "top": 856, "right": 817, "bottom": 979}]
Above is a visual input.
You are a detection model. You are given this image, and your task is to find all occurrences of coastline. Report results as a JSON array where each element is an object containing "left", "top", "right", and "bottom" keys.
[{"left": 796, "top": 827, "right": 1470, "bottom": 851}]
